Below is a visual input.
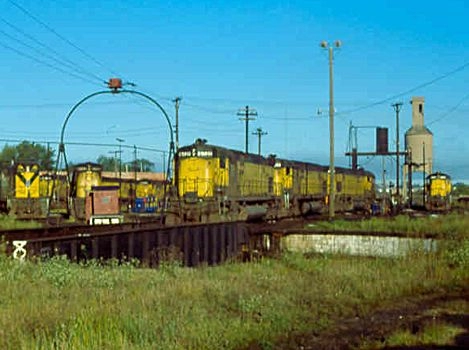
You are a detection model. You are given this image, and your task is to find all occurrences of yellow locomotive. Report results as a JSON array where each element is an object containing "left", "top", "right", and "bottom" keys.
[
  {"left": 8, "top": 165, "right": 69, "bottom": 218},
  {"left": 172, "top": 139, "right": 375, "bottom": 223},
  {"left": 6, "top": 161, "right": 164, "bottom": 222},
  {"left": 70, "top": 163, "right": 103, "bottom": 220},
  {"left": 7, "top": 163, "right": 48, "bottom": 218},
  {"left": 69, "top": 163, "right": 165, "bottom": 219},
  {"left": 426, "top": 172, "right": 452, "bottom": 211}
]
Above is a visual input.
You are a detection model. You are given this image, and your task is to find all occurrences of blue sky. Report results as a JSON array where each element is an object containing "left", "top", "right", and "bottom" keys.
[{"left": 0, "top": 0, "right": 468, "bottom": 181}]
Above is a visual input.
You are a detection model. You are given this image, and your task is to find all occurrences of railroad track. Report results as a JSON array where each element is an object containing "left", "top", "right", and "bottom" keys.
[
  {"left": 0, "top": 212, "right": 442, "bottom": 265},
  {"left": 1, "top": 220, "right": 252, "bottom": 267},
  {"left": 0, "top": 217, "right": 316, "bottom": 265},
  {"left": 0, "top": 219, "right": 165, "bottom": 241}
]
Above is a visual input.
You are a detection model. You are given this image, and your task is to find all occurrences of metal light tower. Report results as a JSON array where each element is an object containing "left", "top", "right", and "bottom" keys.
[
  {"left": 173, "top": 97, "right": 182, "bottom": 151},
  {"left": 320, "top": 40, "right": 341, "bottom": 219}
]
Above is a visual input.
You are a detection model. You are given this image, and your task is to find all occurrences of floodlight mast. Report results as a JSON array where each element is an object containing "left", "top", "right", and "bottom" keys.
[{"left": 320, "top": 40, "right": 341, "bottom": 220}]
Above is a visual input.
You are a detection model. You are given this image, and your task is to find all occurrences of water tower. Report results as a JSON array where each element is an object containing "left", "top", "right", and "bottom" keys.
[{"left": 405, "top": 96, "right": 433, "bottom": 174}]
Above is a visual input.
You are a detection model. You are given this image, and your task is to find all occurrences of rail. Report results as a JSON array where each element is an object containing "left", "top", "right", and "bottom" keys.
[{"left": 2, "top": 221, "right": 250, "bottom": 267}]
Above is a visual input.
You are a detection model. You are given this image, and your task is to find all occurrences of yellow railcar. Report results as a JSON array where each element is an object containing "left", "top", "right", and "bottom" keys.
[
  {"left": 177, "top": 155, "right": 228, "bottom": 198},
  {"left": 274, "top": 159, "right": 374, "bottom": 215},
  {"left": 70, "top": 163, "right": 103, "bottom": 219},
  {"left": 133, "top": 180, "right": 161, "bottom": 213},
  {"left": 72, "top": 163, "right": 102, "bottom": 199},
  {"left": 100, "top": 173, "right": 165, "bottom": 214},
  {"left": 426, "top": 172, "right": 452, "bottom": 211},
  {"left": 8, "top": 164, "right": 47, "bottom": 218},
  {"left": 15, "top": 164, "right": 40, "bottom": 199},
  {"left": 136, "top": 180, "right": 156, "bottom": 198},
  {"left": 174, "top": 139, "right": 376, "bottom": 223}
]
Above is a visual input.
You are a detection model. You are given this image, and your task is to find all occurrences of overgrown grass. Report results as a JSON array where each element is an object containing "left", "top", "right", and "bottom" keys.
[
  {"left": 309, "top": 213, "right": 469, "bottom": 239},
  {"left": 365, "top": 323, "right": 465, "bottom": 349},
  {"left": 0, "top": 214, "right": 43, "bottom": 230},
  {"left": 0, "top": 238, "right": 468, "bottom": 349},
  {"left": 358, "top": 298, "right": 469, "bottom": 349}
]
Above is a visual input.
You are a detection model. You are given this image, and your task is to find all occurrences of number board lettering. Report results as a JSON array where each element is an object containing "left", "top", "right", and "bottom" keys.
[{"left": 179, "top": 149, "right": 214, "bottom": 158}]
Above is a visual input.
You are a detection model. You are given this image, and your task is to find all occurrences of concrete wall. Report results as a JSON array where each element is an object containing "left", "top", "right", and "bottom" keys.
[{"left": 282, "top": 234, "right": 438, "bottom": 258}]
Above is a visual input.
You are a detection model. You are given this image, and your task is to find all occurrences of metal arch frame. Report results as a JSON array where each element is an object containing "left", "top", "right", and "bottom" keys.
[{"left": 48, "top": 89, "right": 175, "bottom": 218}]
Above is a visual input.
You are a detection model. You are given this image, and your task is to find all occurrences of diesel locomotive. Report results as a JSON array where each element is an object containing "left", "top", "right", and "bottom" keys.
[
  {"left": 5, "top": 162, "right": 165, "bottom": 221},
  {"left": 169, "top": 139, "right": 376, "bottom": 223},
  {"left": 6, "top": 163, "right": 67, "bottom": 218},
  {"left": 6, "top": 144, "right": 455, "bottom": 224},
  {"left": 425, "top": 172, "right": 452, "bottom": 211}
]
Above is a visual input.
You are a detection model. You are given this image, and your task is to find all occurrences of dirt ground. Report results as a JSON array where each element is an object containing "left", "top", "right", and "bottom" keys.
[{"left": 247, "top": 288, "right": 469, "bottom": 350}]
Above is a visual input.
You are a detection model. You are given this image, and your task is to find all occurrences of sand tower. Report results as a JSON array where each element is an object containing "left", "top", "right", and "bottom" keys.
[{"left": 405, "top": 96, "right": 433, "bottom": 174}]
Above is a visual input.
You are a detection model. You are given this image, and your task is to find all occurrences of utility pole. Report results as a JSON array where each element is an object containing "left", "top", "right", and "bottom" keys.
[
  {"left": 422, "top": 142, "right": 426, "bottom": 207},
  {"left": 252, "top": 127, "right": 267, "bottom": 156},
  {"left": 116, "top": 138, "right": 125, "bottom": 204},
  {"left": 407, "top": 148, "right": 413, "bottom": 207},
  {"left": 173, "top": 97, "right": 182, "bottom": 151},
  {"left": 391, "top": 102, "right": 403, "bottom": 208},
  {"left": 320, "top": 40, "right": 341, "bottom": 219},
  {"left": 108, "top": 150, "right": 119, "bottom": 174},
  {"left": 133, "top": 145, "right": 138, "bottom": 208},
  {"left": 237, "top": 105, "right": 257, "bottom": 153},
  {"left": 382, "top": 157, "right": 386, "bottom": 213}
]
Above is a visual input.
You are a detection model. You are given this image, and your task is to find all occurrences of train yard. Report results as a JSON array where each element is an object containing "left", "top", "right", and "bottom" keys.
[
  {"left": 0, "top": 136, "right": 458, "bottom": 267},
  {"left": 0, "top": 2, "right": 466, "bottom": 347},
  {"left": 0, "top": 101, "right": 458, "bottom": 266},
  {"left": 1, "top": 211, "right": 459, "bottom": 266}
]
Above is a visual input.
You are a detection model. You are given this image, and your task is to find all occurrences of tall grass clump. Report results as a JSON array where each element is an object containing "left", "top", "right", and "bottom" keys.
[
  {"left": 0, "top": 214, "right": 42, "bottom": 230},
  {"left": 0, "top": 235, "right": 467, "bottom": 349},
  {"left": 310, "top": 213, "right": 469, "bottom": 239}
]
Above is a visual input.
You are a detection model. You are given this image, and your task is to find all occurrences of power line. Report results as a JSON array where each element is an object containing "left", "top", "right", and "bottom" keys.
[
  {"left": 428, "top": 93, "right": 469, "bottom": 126},
  {"left": 0, "top": 138, "right": 167, "bottom": 154},
  {"left": 0, "top": 17, "right": 105, "bottom": 84},
  {"left": 173, "top": 93, "right": 318, "bottom": 107},
  {"left": 8, "top": 0, "right": 120, "bottom": 79},
  {"left": 183, "top": 102, "right": 317, "bottom": 121},
  {"left": 184, "top": 102, "right": 235, "bottom": 114},
  {"left": 0, "top": 126, "right": 163, "bottom": 138},
  {"left": 337, "top": 60, "right": 469, "bottom": 116},
  {"left": 0, "top": 100, "right": 151, "bottom": 109},
  {"left": 0, "top": 40, "right": 99, "bottom": 85},
  {"left": 0, "top": 28, "right": 102, "bottom": 85}
]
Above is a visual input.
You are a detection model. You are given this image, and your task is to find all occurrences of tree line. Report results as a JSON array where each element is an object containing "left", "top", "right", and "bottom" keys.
[{"left": 0, "top": 141, "right": 155, "bottom": 172}]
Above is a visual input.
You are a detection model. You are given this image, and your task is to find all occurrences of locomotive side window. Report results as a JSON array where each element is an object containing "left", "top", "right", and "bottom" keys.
[
  {"left": 336, "top": 181, "right": 342, "bottom": 193},
  {"left": 220, "top": 158, "right": 226, "bottom": 169},
  {"left": 286, "top": 167, "right": 291, "bottom": 175}
]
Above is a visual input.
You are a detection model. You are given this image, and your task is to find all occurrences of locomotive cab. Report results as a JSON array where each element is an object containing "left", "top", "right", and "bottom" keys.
[{"left": 426, "top": 172, "right": 452, "bottom": 211}]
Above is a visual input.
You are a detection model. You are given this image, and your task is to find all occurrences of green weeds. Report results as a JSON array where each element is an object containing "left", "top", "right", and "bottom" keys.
[
  {"left": 0, "top": 215, "right": 468, "bottom": 349},
  {"left": 311, "top": 213, "right": 469, "bottom": 239},
  {"left": 0, "top": 214, "right": 42, "bottom": 230}
]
